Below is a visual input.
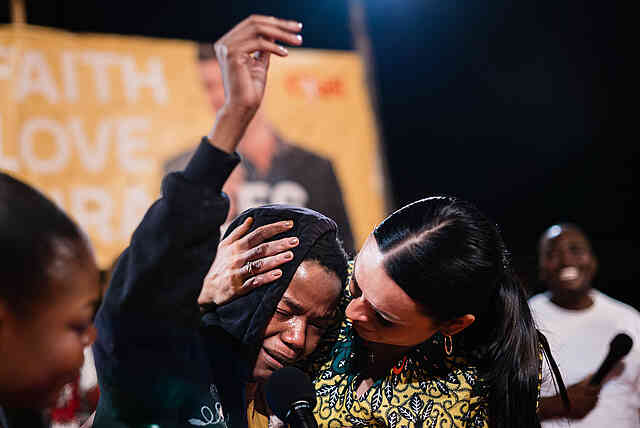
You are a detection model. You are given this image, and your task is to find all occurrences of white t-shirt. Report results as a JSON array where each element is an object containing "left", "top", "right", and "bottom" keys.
[{"left": 529, "top": 290, "right": 640, "bottom": 427}]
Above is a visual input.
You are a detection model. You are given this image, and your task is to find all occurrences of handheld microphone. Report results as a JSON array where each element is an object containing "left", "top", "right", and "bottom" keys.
[
  {"left": 265, "top": 366, "right": 318, "bottom": 428},
  {"left": 589, "top": 333, "right": 633, "bottom": 386}
]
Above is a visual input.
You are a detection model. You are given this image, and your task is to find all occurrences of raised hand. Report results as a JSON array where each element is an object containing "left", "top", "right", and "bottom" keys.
[
  {"left": 215, "top": 15, "right": 302, "bottom": 113},
  {"left": 198, "top": 217, "right": 300, "bottom": 308},
  {"left": 207, "top": 15, "right": 303, "bottom": 152}
]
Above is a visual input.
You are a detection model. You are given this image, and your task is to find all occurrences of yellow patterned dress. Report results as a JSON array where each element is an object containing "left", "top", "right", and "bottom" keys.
[{"left": 308, "top": 275, "right": 490, "bottom": 428}]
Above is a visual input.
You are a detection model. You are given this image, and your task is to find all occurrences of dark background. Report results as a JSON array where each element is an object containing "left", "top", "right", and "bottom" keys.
[{"left": 2, "top": 1, "right": 635, "bottom": 305}]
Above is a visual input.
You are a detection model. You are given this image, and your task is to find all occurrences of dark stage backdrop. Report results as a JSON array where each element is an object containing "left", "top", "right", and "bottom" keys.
[{"left": 4, "top": 0, "right": 634, "bottom": 307}]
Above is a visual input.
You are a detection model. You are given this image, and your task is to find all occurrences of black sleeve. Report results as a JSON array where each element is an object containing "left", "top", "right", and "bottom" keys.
[
  {"left": 93, "top": 138, "right": 239, "bottom": 425},
  {"left": 97, "top": 138, "right": 239, "bottom": 329}
]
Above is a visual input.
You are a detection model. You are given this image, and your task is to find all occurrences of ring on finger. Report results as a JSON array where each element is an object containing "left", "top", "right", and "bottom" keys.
[{"left": 246, "top": 260, "right": 259, "bottom": 275}]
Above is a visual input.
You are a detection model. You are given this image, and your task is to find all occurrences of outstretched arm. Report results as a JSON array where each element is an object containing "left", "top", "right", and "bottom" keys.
[
  {"left": 92, "top": 15, "right": 303, "bottom": 425},
  {"left": 208, "top": 15, "right": 303, "bottom": 153},
  {"left": 97, "top": 13, "right": 303, "bottom": 327}
]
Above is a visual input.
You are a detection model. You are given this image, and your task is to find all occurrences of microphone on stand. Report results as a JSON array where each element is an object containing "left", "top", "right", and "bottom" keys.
[
  {"left": 265, "top": 366, "right": 318, "bottom": 428},
  {"left": 589, "top": 333, "right": 633, "bottom": 386}
]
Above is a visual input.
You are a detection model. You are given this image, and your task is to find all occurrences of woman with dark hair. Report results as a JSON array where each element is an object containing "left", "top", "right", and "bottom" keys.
[
  {"left": 0, "top": 173, "right": 101, "bottom": 428},
  {"left": 213, "top": 196, "right": 568, "bottom": 427},
  {"left": 177, "top": 11, "right": 568, "bottom": 428},
  {"left": 90, "top": 11, "right": 565, "bottom": 426},
  {"left": 312, "top": 196, "right": 554, "bottom": 428}
]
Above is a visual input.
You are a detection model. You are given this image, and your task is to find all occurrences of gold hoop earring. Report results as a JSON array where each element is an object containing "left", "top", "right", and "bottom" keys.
[{"left": 444, "top": 335, "right": 453, "bottom": 356}]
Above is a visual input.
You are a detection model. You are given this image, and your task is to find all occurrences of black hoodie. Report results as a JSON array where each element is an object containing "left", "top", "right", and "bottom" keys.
[{"left": 93, "top": 138, "right": 337, "bottom": 428}]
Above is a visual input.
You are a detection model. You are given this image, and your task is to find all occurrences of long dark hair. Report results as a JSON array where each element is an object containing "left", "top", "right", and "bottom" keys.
[
  {"left": 0, "top": 172, "right": 87, "bottom": 315},
  {"left": 373, "top": 196, "right": 565, "bottom": 428}
]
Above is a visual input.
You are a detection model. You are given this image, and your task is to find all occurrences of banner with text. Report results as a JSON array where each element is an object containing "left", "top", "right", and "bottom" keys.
[{"left": 0, "top": 25, "right": 386, "bottom": 267}]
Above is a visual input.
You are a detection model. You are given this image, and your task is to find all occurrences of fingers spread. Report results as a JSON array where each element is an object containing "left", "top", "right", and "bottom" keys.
[
  {"left": 252, "top": 24, "right": 303, "bottom": 47},
  {"left": 243, "top": 15, "right": 303, "bottom": 33},
  {"left": 244, "top": 237, "right": 299, "bottom": 263},
  {"left": 223, "top": 216, "right": 254, "bottom": 244},
  {"left": 224, "top": 15, "right": 302, "bottom": 56},
  {"left": 240, "top": 220, "right": 294, "bottom": 250},
  {"left": 242, "top": 269, "right": 283, "bottom": 292},
  {"left": 242, "top": 259, "right": 263, "bottom": 276},
  {"left": 241, "top": 250, "right": 294, "bottom": 277},
  {"left": 238, "top": 38, "right": 289, "bottom": 58}
]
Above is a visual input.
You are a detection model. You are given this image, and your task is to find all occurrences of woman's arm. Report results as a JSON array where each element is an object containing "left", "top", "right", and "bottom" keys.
[
  {"left": 96, "top": 12, "right": 304, "bottom": 338},
  {"left": 92, "top": 15, "right": 304, "bottom": 424}
]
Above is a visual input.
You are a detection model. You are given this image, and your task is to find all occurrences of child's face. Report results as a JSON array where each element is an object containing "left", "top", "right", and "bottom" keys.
[{"left": 0, "top": 249, "right": 101, "bottom": 408}]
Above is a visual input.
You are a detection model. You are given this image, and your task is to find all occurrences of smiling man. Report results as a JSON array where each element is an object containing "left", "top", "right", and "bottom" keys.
[{"left": 529, "top": 223, "right": 640, "bottom": 427}]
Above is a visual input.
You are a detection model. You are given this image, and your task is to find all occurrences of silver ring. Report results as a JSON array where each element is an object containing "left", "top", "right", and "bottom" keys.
[{"left": 246, "top": 261, "right": 256, "bottom": 275}]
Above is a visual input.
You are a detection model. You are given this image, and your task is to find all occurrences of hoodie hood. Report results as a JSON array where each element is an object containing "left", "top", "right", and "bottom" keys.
[{"left": 201, "top": 204, "right": 337, "bottom": 346}]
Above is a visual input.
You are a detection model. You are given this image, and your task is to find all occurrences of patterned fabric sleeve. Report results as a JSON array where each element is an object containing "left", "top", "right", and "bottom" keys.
[
  {"left": 310, "top": 260, "right": 490, "bottom": 428},
  {"left": 312, "top": 326, "right": 490, "bottom": 427}
]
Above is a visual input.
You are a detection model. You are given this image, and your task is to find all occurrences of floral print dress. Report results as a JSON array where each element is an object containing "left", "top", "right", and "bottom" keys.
[{"left": 307, "top": 267, "right": 490, "bottom": 428}]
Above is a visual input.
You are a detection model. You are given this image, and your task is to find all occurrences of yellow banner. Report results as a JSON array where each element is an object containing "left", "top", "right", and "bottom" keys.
[
  {"left": 1, "top": 25, "right": 386, "bottom": 267},
  {"left": 263, "top": 50, "right": 386, "bottom": 254}
]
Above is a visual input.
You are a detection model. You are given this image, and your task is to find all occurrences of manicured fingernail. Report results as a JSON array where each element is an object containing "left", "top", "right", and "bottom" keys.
[
  {"left": 296, "top": 34, "right": 302, "bottom": 42},
  {"left": 272, "top": 270, "right": 282, "bottom": 277},
  {"left": 279, "top": 45, "right": 288, "bottom": 54},
  {"left": 289, "top": 237, "right": 299, "bottom": 245},
  {"left": 298, "top": 22, "right": 303, "bottom": 30},
  {"left": 284, "top": 251, "right": 293, "bottom": 259},
  {"left": 285, "top": 220, "right": 294, "bottom": 227}
]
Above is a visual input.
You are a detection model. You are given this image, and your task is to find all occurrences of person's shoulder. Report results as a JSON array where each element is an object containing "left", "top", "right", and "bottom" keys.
[
  {"left": 410, "top": 357, "right": 489, "bottom": 426},
  {"left": 528, "top": 291, "right": 552, "bottom": 308},
  {"left": 528, "top": 292, "right": 556, "bottom": 325},
  {"left": 593, "top": 289, "right": 640, "bottom": 320}
]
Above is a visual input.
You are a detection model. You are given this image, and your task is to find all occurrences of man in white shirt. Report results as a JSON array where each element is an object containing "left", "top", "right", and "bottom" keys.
[{"left": 529, "top": 223, "right": 640, "bottom": 426}]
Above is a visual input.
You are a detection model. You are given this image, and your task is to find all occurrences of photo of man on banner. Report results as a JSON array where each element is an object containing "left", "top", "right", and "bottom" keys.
[{"left": 165, "top": 44, "right": 356, "bottom": 255}]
